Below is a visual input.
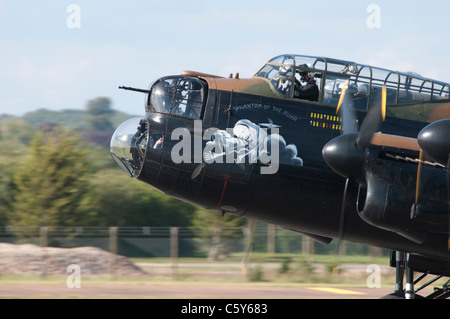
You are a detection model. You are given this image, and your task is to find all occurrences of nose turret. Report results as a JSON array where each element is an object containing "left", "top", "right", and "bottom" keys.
[{"left": 110, "top": 117, "right": 148, "bottom": 177}]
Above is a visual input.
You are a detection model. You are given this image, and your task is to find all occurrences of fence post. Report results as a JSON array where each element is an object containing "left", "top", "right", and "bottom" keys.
[
  {"left": 302, "top": 235, "right": 314, "bottom": 255},
  {"left": 207, "top": 227, "right": 221, "bottom": 261},
  {"left": 40, "top": 226, "right": 48, "bottom": 279},
  {"left": 170, "top": 227, "right": 179, "bottom": 280},
  {"left": 267, "top": 224, "right": 275, "bottom": 254},
  {"left": 109, "top": 227, "right": 118, "bottom": 279}
]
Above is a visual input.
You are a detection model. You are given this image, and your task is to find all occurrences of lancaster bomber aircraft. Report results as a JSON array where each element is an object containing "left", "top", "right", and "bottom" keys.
[{"left": 111, "top": 54, "right": 450, "bottom": 298}]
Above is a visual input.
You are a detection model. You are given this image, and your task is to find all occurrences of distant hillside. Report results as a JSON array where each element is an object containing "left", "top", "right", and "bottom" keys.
[
  {"left": 21, "top": 108, "right": 137, "bottom": 130},
  {"left": 0, "top": 108, "right": 139, "bottom": 147}
]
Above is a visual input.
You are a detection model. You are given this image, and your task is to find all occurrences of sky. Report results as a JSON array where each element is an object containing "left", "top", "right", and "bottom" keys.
[{"left": 1, "top": 0, "right": 450, "bottom": 117}]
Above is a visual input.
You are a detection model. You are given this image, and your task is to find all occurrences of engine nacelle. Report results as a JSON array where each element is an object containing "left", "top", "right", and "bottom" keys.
[{"left": 358, "top": 148, "right": 447, "bottom": 244}]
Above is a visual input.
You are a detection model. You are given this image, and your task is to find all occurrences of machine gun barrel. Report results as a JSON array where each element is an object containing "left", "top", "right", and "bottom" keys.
[{"left": 119, "top": 86, "right": 150, "bottom": 94}]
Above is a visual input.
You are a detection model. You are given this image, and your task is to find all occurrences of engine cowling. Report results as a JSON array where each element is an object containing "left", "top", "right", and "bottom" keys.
[{"left": 358, "top": 148, "right": 448, "bottom": 244}]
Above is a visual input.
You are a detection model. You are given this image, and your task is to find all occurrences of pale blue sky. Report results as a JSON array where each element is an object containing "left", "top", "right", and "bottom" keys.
[{"left": 1, "top": 0, "right": 450, "bottom": 116}]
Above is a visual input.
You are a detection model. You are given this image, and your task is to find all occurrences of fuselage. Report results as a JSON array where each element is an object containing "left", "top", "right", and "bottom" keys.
[{"left": 111, "top": 54, "right": 450, "bottom": 261}]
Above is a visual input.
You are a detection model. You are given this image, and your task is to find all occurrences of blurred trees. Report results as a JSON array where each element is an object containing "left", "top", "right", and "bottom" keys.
[
  {"left": 88, "top": 169, "right": 196, "bottom": 226},
  {"left": 0, "top": 106, "right": 202, "bottom": 229},
  {"left": 190, "top": 208, "right": 247, "bottom": 260},
  {"left": 5, "top": 125, "right": 93, "bottom": 227},
  {"left": 0, "top": 118, "right": 37, "bottom": 226}
]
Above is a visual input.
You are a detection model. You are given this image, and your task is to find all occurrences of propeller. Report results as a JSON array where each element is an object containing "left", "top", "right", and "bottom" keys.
[
  {"left": 356, "top": 85, "right": 386, "bottom": 149},
  {"left": 414, "top": 149, "right": 425, "bottom": 207},
  {"left": 241, "top": 219, "right": 256, "bottom": 277},
  {"left": 323, "top": 81, "right": 387, "bottom": 180},
  {"left": 332, "top": 177, "right": 351, "bottom": 275},
  {"left": 323, "top": 80, "right": 386, "bottom": 270},
  {"left": 336, "top": 80, "right": 358, "bottom": 135}
]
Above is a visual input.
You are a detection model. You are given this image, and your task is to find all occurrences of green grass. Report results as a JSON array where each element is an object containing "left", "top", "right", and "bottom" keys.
[
  {"left": 125, "top": 253, "right": 395, "bottom": 287},
  {"left": 130, "top": 253, "right": 390, "bottom": 265},
  {"left": 0, "top": 253, "right": 394, "bottom": 289}
]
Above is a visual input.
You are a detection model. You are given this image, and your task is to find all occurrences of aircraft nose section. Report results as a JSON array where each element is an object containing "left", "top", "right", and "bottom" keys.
[
  {"left": 110, "top": 117, "right": 148, "bottom": 177},
  {"left": 322, "top": 133, "right": 365, "bottom": 179}
]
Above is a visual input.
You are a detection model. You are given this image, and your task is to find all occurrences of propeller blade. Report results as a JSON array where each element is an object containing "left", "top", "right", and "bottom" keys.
[
  {"left": 325, "top": 84, "right": 387, "bottom": 262},
  {"left": 336, "top": 80, "right": 348, "bottom": 114},
  {"left": 356, "top": 84, "right": 386, "bottom": 149},
  {"left": 241, "top": 220, "right": 256, "bottom": 277},
  {"left": 414, "top": 149, "right": 424, "bottom": 206},
  {"left": 337, "top": 178, "right": 350, "bottom": 250},
  {"left": 332, "top": 178, "right": 351, "bottom": 275},
  {"left": 336, "top": 80, "right": 357, "bottom": 134},
  {"left": 381, "top": 84, "right": 387, "bottom": 121}
]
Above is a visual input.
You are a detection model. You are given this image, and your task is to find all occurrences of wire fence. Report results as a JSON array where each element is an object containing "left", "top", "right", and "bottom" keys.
[
  {"left": 0, "top": 224, "right": 389, "bottom": 257},
  {"left": 0, "top": 225, "right": 390, "bottom": 279}
]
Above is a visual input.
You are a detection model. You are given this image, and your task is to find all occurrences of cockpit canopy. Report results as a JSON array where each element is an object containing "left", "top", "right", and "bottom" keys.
[
  {"left": 147, "top": 76, "right": 206, "bottom": 120},
  {"left": 254, "top": 54, "right": 450, "bottom": 108}
]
